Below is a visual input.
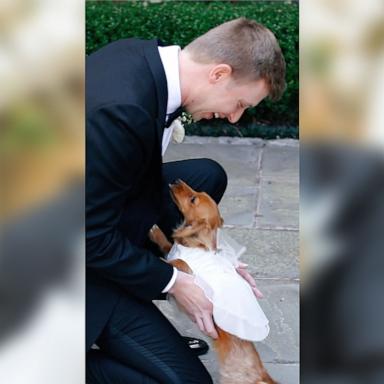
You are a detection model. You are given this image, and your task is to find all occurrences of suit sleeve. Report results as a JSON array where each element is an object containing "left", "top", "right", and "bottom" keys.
[{"left": 86, "top": 104, "right": 173, "bottom": 301}]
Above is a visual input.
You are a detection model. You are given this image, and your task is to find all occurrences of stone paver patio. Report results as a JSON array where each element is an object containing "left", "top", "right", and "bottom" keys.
[{"left": 156, "top": 137, "right": 299, "bottom": 384}]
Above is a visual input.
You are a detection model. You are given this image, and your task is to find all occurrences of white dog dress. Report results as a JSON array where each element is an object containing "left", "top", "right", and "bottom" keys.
[{"left": 167, "top": 229, "right": 269, "bottom": 342}]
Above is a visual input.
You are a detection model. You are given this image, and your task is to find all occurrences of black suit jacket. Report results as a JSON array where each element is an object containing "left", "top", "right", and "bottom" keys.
[{"left": 86, "top": 39, "right": 174, "bottom": 350}]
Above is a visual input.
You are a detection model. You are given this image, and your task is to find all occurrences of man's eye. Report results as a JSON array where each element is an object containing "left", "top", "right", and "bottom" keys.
[{"left": 190, "top": 196, "right": 196, "bottom": 204}]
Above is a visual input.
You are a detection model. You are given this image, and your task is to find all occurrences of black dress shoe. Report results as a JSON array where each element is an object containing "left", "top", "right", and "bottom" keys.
[{"left": 183, "top": 336, "right": 209, "bottom": 356}]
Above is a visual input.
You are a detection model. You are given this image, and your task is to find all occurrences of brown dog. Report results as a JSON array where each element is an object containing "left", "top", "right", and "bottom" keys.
[{"left": 149, "top": 179, "right": 276, "bottom": 384}]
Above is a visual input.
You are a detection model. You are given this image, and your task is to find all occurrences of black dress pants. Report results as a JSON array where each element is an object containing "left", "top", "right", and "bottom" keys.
[{"left": 87, "top": 158, "right": 227, "bottom": 384}]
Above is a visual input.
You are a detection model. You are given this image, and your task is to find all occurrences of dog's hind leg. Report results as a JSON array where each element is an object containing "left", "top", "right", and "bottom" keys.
[
  {"left": 168, "top": 258, "right": 193, "bottom": 274},
  {"left": 214, "top": 327, "right": 277, "bottom": 384}
]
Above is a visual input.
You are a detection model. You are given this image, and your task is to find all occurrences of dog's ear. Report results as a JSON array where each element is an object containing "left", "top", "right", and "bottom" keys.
[
  {"left": 208, "top": 216, "right": 223, "bottom": 250},
  {"left": 209, "top": 215, "right": 224, "bottom": 229}
]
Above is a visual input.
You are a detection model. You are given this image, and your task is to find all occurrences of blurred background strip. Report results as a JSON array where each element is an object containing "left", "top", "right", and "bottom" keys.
[
  {"left": 300, "top": 0, "right": 384, "bottom": 382},
  {"left": 1, "top": 0, "right": 384, "bottom": 382},
  {"left": 0, "top": 0, "right": 85, "bottom": 383}
]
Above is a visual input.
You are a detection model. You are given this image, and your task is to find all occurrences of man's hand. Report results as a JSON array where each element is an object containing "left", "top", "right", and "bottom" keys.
[
  {"left": 169, "top": 271, "right": 218, "bottom": 339},
  {"left": 236, "top": 262, "right": 264, "bottom": 299}
]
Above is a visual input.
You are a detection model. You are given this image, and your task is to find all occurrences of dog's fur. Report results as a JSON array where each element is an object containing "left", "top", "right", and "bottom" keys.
[{"left": 149, "top": 179, "right": 276, "bottom": 384}]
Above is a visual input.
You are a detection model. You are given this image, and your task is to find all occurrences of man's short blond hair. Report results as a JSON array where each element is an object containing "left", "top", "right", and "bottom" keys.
[{"left": 185, "top": 18, "right": 286, "bottom": 101}]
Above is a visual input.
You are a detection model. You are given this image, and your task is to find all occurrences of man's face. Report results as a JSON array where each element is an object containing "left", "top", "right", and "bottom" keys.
[{"left": 185, "top": 75, "right": 269, "bottom": 123}]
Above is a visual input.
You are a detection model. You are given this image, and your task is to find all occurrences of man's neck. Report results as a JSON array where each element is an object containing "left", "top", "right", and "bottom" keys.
[
  {"left": 179, "top": 50, "right": 210, "bottom": 108},
  {"left": 158, "top": 45, "right": 181, "bottom": 115}
]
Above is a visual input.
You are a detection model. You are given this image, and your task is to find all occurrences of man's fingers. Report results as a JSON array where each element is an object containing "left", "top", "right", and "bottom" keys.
[
  {"left": 236, "top": 266, "right": 263, "bottom": 299},
  {"left": 203, "top": 315, "right": 219, "bottom": 339},
  {"left": 237, "top": 261, "right": 248, "bottom": 268},
  {"left": 194, "top": 313, "right": 218, "bottom": 339},
  {"left": 236, "top": 266, "right": 256, "bottom": 286},
  {"left": 195, "top": 316, "right": 205, "bottom": 334},
  {"left": 252, "top": 286, "right": 264, "bottom": 299},
  {"left": 201, "top": 314, "right": 218, "bottom": 339}
]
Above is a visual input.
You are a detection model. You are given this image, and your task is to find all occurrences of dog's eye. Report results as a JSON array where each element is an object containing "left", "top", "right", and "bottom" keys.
[{"left": 190, "top": 196, "right": 196, "bottom": 204}]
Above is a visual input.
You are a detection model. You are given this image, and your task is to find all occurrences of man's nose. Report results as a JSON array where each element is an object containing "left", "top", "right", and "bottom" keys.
[{"left": 228, "top": 109, "right": 244, "bottom": 124}]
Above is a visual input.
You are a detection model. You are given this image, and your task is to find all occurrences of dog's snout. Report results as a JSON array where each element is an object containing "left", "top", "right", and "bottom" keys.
[{"left": 169, "top": 179, "right": 183, "bottom": 189}]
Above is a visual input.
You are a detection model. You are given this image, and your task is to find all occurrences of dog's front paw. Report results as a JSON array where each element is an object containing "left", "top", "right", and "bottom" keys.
[{"left": 149, "top": 224, "right": 172, "bottom": 254}]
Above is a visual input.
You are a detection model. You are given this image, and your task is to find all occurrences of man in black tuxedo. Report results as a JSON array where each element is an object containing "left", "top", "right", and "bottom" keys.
[{"left": 86, "top": 18, "right": 285, "bottom": 383}]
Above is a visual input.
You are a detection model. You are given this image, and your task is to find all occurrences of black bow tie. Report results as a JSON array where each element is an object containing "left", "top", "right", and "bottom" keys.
[{"left": 165, "top": 106, "right": 183, "bottom": 128}]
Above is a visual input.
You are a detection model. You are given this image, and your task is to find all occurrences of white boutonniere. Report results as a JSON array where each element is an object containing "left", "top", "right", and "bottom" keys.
[
  {"left": 170, "top": 112, "right": 192, "bottom": 144},
  {"left": 170, "top": 118, "right": 185, "bottom": 144}
]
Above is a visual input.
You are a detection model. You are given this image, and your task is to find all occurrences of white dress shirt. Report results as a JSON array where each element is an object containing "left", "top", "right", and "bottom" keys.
[
  {"left": 158, "top": 45, "right": 182, "bottom": 156},
  {"left": 158, "top": 45, "right": 182, "bottom": 292}
]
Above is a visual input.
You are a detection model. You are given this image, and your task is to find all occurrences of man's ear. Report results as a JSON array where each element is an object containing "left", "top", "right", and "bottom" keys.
[{"left": 208, "top": 64, "right": 232, "bottom": 83}]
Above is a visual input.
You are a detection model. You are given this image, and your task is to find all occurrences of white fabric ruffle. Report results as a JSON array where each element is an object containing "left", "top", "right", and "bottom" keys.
[{"left": 167, "top": 229, "right": 269, "bottom": 341}]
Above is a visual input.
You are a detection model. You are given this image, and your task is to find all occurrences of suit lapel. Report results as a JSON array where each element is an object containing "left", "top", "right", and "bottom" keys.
[{"left": 142, "top": 39, "right": 168, "bottom": 148}]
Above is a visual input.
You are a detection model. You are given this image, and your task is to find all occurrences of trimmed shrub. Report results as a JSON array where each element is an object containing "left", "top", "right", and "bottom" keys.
[{"left": 86, "top": 1, "right": 298, "bottom": 138}]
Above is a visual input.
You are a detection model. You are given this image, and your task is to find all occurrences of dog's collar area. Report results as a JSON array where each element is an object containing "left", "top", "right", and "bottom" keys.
[{"left": 171, "top": 229, "right": 246, "bottom": 263}]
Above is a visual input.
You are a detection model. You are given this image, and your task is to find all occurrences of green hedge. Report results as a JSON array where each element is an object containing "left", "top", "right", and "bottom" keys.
[{"left": 86, "top": 0, "right": 298, "bottom": 138}]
